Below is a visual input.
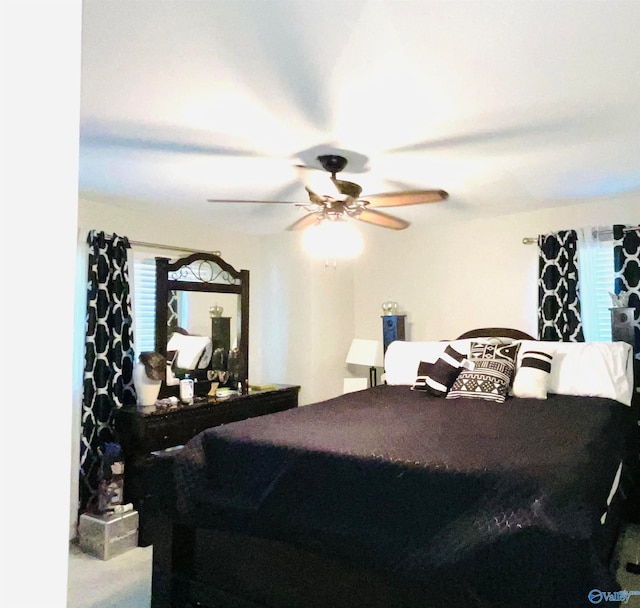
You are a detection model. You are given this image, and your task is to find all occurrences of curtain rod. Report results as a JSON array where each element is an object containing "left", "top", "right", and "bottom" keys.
[
  {"left": 129, "top": 239, "right": 221, "bottom": 256},
  {"left": 100, "top": 233, "right": 221, "bottom": 256},
  {"left": 522, "top": 225, "right": 639, "bottom": 245}
]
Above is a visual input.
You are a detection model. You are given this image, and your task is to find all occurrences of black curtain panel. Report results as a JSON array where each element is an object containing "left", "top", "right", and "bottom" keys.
[
  {"left": 614, "top": 225, "right": 640, "bottom": 356},
  {"left": 79, "top": 230, "right": 136, "bottom": 512},
  {"left": 538, "top": 230, "right": 585, "bottom": 342}
]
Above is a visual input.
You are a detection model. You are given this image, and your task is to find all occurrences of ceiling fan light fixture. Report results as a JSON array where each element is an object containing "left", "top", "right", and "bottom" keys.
[
  {"left": 209, "top": 151, "right": 446, "bottom": 235},
  {"left": 302, "top": 217, "right": 364, "bottom": 262}
]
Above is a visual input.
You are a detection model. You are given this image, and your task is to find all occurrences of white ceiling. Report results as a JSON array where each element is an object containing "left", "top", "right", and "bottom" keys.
[{"left": 79, "top": 0, "right": 640, "bottom": 234}]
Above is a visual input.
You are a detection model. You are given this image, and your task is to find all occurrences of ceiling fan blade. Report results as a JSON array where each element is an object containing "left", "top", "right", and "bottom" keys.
[
  {"left": 364, "top": 190, "right": 448, "bottom": 208},
  {"left": 81, "top": 120, "right": 259, "bottom": 157},
  {"left": 286, "top": 212, "right": 323, "bottom": 231},
  {"left": 331, "top": 177, "right": 362, "bottom": 199},
  {"left": 83, "top": 134, "right": 258, "bottom": 157},
  {"left": 207, "top": 199, "right": 300, "bottom": 204},
  {"left": 384, "top": 116, "right": 592, "bottom": 155},
  {"left": 356, "top": 209, "right": 409, "bottom": 230},
  {"left": 305, "top": 187, "right": 327, "bottom": 206}
]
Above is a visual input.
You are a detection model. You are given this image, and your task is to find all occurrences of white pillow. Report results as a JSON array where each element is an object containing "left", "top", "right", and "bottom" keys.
[
  {"left": 512, "top": 348, "right": 553, "bottom": 399},
  {"left": 384, "top": 340, "right": 472, "bottom": 385},
  {"left": 515, "top": 340, "right": 633, "bottom": 406},
  {"left": 167, "top": 333, "right": 213, "bottom": 370}
]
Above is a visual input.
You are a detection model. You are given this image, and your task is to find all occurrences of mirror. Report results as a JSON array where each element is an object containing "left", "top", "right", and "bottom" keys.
[
  {"left": 154, "top": 252, "right": 249, "bottom": 397},
  {"left": 178, "top": 292, "right": 238, "bottom": 342}
]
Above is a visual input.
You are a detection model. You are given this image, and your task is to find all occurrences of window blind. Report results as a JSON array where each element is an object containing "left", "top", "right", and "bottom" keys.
[
  {"left": 132, "top": 257, "right": 157, "bottom": 354},
  {"left": 579, "top": 240, "right": 614, "bottom": 342}
]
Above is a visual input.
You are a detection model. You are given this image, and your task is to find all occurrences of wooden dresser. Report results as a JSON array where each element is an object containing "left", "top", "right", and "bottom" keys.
[{"left": 115, "top": 384, "right": 300, "bottom": 545}]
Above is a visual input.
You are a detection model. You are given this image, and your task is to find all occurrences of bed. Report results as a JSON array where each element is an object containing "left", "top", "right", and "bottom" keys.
[{"left": 151, "top": 329, "right": 638, "bottom": 608}]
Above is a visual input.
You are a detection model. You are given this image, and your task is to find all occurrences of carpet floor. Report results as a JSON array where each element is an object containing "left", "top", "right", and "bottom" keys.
[{"left": 67, "top": 541, "right": 152, "bottom": 608}]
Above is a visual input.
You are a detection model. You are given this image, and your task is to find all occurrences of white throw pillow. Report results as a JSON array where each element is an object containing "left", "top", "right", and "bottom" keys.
[{"left": 512, "top": 349, "right": 553, "bottom": 399}]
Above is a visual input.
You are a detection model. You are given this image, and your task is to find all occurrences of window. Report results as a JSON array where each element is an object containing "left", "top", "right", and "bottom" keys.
[
  {"left": 578, "top": 230, "right": 614, "bottom": 342},
  {"left": 132, "top": 256, "right": 157, "bottom": 353},
  {"left": 131, "top": 251, "right": 199, "bottom": 354}
]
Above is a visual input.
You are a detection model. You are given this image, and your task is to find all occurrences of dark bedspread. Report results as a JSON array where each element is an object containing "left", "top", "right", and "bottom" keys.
[{"left": 174, "top": 385, "right": 635, "bottom": 608}]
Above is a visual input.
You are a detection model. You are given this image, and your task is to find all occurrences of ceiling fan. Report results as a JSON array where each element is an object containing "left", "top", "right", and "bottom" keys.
[{"left": 207, "top": 154, "right": 448, "bottom": 231}]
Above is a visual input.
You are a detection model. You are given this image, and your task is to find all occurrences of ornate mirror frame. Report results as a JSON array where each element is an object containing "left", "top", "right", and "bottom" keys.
[{"left": 155, "top": 252, "right": 249, "bottom": 393}]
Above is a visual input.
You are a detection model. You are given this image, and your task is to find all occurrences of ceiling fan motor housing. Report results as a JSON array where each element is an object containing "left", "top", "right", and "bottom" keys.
[{"left": 317, "top": 154, "right": 348, "bottom": 174}]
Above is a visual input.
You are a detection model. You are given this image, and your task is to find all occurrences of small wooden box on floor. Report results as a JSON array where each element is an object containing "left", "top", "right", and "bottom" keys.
[{"left": 79, "top": 510, "right": 139, "bottom": 560}]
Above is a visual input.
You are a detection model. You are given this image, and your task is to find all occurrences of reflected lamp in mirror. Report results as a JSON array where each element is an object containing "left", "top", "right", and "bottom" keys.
[{"left": 346, "top": 338, "right": 383, "bottom": 387}]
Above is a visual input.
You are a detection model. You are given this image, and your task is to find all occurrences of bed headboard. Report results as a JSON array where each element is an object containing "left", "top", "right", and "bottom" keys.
[{"left": 456, "top": 327, "right": 536, "bottom": 340}]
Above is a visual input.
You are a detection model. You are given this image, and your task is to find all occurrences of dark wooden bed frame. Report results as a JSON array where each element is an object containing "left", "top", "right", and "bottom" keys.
[
  {"left": 149, "top": 328, "right": 633, "bottom": 608},
  {"left": 455, "top": 327, "right": 534, "bottom": 340}
]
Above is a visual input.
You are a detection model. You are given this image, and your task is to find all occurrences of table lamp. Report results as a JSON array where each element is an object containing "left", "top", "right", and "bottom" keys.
[{"left": 346, "top": 338, "right": 383, "bottom": 387}]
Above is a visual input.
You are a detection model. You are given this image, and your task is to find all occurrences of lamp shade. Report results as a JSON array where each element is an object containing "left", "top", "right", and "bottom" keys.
[
  {"left": 302, "top": 220, "right": 364, "bottom": 260},
  {"left": 346, "top": 339, "right": 383, "bottom": 367}
]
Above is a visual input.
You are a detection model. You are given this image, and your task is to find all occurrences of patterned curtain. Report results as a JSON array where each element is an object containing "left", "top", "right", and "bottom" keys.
[
  {"left": 80, "top": 230, "right": 136, "bottom": 511},
  {"left": 613, "top": 225, "right": 640, "bottom": 356},
  {"left": 168, "top": 290, "right": 179, "bottom": 330},
  {"left": 538, "top": 230, "right": 585, "bottom": 342}
]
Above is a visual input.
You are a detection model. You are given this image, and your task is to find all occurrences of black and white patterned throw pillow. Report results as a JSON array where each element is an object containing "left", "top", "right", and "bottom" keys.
[
  {"left": 446, "top": 341, "right": 520, "bottom": 403},
  {"left": 422, "top": 345, "right": 469, "bottom": 396},
  {"left": 412, "top": 361, "right": 435, "bottom": 391}
]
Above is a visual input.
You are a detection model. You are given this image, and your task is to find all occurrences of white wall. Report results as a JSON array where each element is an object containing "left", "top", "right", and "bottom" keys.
[
  {"left": 353, "top": 196, "right": 640, "bottom": 342},
  {"left": 256, "top": 232, "right": 356, "bottom": 405},
  {"left": 3, "top": 2, "right": 82, "bottom": 606}
]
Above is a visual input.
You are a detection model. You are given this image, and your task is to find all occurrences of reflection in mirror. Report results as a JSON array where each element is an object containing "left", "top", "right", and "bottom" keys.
[
  {"left": 179, "top": 291, "right": 238, "bottom": 347},
  {"left": 165, "top": 293, "right": 239, "bottom": 385}
]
